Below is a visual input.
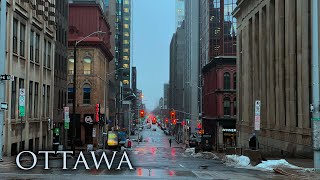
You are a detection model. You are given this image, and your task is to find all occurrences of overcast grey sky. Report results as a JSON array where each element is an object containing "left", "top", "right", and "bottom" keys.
[{"left": 132, "top": 0, "right": 175, "bottom": 111}]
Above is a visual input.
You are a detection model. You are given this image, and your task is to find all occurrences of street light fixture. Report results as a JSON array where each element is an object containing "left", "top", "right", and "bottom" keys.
[{"left": 72, "top": 30, "right": 106, "bottom": 154}]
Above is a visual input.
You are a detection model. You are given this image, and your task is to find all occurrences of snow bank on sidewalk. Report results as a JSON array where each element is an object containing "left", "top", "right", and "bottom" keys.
[
  {"left": 183, "top": 148, "right": 219, "bottom": 160},
  {"left": 224, "top": 155, "right": 251, "bottom": 167},
  {"left": 255, "top": 159, "right": 302, "bottom": 171},
  {"left": 224, "top": 154, "right": 304, "bottom": 172},
  {"left": 185, "top": 148, "right": 195, "bottom": 154}
]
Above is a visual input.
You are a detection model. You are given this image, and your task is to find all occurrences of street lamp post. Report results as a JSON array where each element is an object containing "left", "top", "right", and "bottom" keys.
[{"left": 72, "top": 31, "right": 106, "bottom": 154}]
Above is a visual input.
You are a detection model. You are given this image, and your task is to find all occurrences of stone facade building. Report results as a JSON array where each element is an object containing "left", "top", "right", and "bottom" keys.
[
  {"left": 4, "top": 0, "right": 56, "bottom": 156},
  {"left": 233, "top": 0, "right": 315, "bottom": 157}
]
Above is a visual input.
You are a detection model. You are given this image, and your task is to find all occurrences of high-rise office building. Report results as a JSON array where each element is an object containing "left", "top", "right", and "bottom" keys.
[{"left": 175, "top": 0, "right": 185, "bottom": 28}]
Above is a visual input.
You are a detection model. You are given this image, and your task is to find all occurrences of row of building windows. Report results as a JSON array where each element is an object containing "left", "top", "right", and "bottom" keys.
[
  {"left": 11, "top": 78, "right": 50, "bottom": 119},
  {"left": 223, "top": 72, "right": 236, "bottom": 90},
  {"left": 68, "top": 57, "right": 92, "bottom": 75},
  {"left": 13, "top": 18, "right": 53, "bottom": 68},
  {"left": 67, "top": 84, "right": 91, "bottom": 105}
]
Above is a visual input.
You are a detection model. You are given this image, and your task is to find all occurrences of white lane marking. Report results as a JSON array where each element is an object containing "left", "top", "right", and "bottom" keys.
[{"left": 179, "top": 164, "right": 185, "bottom": 168}]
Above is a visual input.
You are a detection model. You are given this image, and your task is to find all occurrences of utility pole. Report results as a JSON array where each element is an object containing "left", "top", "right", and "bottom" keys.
[
  {"left": 312, "top": 0, "right": 320, "bottom": 170},
  {"left": 0, "top": 0, "right": 7, "bottom": 161}
]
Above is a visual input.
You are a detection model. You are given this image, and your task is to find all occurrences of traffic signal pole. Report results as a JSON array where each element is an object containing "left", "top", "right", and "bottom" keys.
[
  {"left": 312, "top": 0, "right": 320, "bottom": 170},
  {"left": 0, "top": 0, "right": 7, "bottom": 161}
]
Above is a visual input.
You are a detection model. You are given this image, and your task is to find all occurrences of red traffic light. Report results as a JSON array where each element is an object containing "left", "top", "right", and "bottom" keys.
[
  {"left": 165, "top": 118, "right": 169, "bottom": 123},
  {"left": 170, "top": 111, "right": 176, "bottom": 119},
  {"left": 140, "top": 110, "right": 145, "bottom": 118},
  {"left": 173, "top": 119, "right": 177, "bottom": 125}
]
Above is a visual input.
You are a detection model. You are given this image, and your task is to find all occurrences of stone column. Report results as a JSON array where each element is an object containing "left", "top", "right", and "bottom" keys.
[
  {"left": 287, "top": 0, "right": 297, "bottom": 129},
  {"left": 267, "top": 1, "right": 276, "bottom": 128},
  {"left": 278, "top": 0, "right": 286, "bottom": 129},
  {"left": 296, "top": 0, "right": 303, "bottom": 129}
]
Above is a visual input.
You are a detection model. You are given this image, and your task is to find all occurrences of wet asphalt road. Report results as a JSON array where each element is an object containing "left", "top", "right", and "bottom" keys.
[{"left": 0, "top": 124, "right": 285, "bottom": 179}]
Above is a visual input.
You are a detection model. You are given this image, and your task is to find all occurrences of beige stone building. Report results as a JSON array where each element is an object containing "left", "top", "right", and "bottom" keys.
[
  {"left": 233, "top": 0, "right": 318, "bottom": 157},
  {"left": 3, "top": 0, "right": 56, "bottom": 156}
]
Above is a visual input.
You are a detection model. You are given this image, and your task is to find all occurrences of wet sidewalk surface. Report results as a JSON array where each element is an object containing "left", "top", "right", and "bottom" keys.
[{"left": 0, "top": 125, "right": 319, "bottom": 179}]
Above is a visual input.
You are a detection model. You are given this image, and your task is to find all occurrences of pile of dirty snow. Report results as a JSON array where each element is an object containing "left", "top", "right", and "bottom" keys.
[
  {"left": 255, "top": 159, "right": 302, "bottom": 171},
  {"left": 184, "top": 148, "right": 219, "bottom": 160},
  {"left": 224, "top": 155, "right": 251, "bottom": 167}
]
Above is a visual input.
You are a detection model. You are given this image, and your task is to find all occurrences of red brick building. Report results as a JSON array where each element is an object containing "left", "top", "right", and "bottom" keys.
[
  {"left": 202, "top": 57, "right": 236, "bottom": 149},
  {"left": 200, "top": 0, "right": 237, "bottom": 150},
  {"left": 67, "top": 2, "right": 113, "bottom": 148}
]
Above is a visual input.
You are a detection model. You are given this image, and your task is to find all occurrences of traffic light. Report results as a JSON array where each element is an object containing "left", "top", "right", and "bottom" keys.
[
  {"left": 95, "top": 104, "right": 100, "bottom": 122},
  {"left": 173, "top": 119, "right": 177, "bottom": 125},
  {"left": 170, "top": 111, "right": 176, "bottom": 120},
  {"left": 165, "top": 118, "right": 169, "bottom": 123},
  {"left": 140, "top": 110, "right": 145, "bottom": 118},
  {"left": 153, "top": 117, "right": 156, "bottom": 124}
]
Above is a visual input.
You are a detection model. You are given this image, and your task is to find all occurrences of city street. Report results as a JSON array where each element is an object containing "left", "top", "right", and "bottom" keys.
[{"left": 0, "top": 124, "right": 285, "bottom": 179}]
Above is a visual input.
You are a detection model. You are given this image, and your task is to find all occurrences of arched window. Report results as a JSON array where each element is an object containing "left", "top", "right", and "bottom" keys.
[
  {"left": 83, "top": 84, "right": 91, "bottom": 104},
  {"left": 68, "top": 57, "right": 74, "bottom": 74},
  {"left": 233, "top": 73, "right": 236, "bottom": 89},
  {"left": 233, "top": 97, "right": 236, "bottom": 116},
  {"left": 83, "top": 57, "right": 92, "bottom": 75},
  {"left": 224, "top": 97, "right": 231, "bottom": 116},
  {"left": 68, "top": 84, "right": 74, "bottom": 104},
  {"left": 224, "top": 72, "right": 230, "bottom": 89}
]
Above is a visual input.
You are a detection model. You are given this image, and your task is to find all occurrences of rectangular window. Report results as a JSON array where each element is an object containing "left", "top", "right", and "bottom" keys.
[
  {"left": 13, "top": 19, "right": 18, "bottom": 54},
  {"left": 34, "top": 82, "right": 39, "bottom": 118},
  {"left": 20, "top": 23, "right": 25, "bottom": 57},
  {"left": 47, "top": 86, "right": 50, "bottom": 117},
  {"left": 11, "top": 78, "right": 17, "bottom": 118},
  {"left": 42, "top": 84, "right": 45, "bottom": 117},
  {"left": 43, "top": 40, "right": 46, "bottom": 67},
  {"left": 19, "top": 78, "right": 24, "bottom": 89},
  {"left": 83, "top": 88, "right": 91, "bottom": 104},
  {"left": 47, "top": 42, "right": 51, "bottom": 68},
  {"left": 35, "top": 33, "right": 40, "bottom": 63},
  {"left": 29, "top": 81, "right": 33, "bottom": 118},
  {"left": 68, "top": 88, "right": 74, "bottom": 104},
  {"left": 30, "top": 30, "right": 34, "bottom": 61}
]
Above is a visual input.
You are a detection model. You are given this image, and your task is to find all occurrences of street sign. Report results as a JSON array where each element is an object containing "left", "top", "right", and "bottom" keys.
[
  {"left": 64, "top": 122, "right": 69, "bottom": 129},
  {"left": 0, "top": 102, "right": 8, "bottom": 110},
  {"left": 19, "top": 89, "right": 25, "bottom": 117},
  {"left": 254, "top": 100, "right": 261, "bottom": 130},
  {"left": 64, "top": 107, "right": 70, "bottom": 123},
  {"left": 0, "top": 74, "right": 14, "bottom": 81},
  {"left": 54, "top": 128, "right": 60, "bottom": 136}
]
